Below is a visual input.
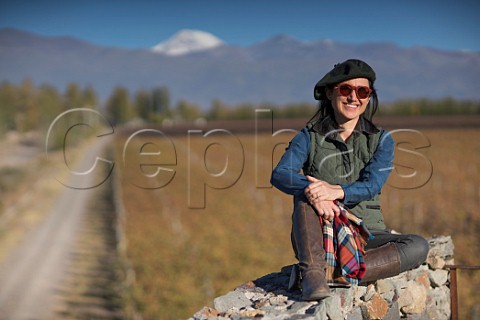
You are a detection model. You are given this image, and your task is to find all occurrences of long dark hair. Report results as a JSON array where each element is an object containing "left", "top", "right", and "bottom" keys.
[{"left": 308, "top": 81, "right": 379, "bottom": 125}]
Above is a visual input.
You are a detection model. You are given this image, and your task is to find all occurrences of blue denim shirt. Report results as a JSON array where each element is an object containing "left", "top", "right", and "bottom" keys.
[{"left": 270, "top": 127, "right": 394, "bottom": 205}]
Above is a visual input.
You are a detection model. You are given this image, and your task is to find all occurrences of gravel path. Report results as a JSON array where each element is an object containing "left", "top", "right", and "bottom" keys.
[{"left": 0, "top": 137, "right": 114, "bottom": 319}]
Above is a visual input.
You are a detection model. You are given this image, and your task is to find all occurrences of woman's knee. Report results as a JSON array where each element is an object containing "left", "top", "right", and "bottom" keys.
[{"left": 398, "top": 234, "right": 430, "bottom": 272}]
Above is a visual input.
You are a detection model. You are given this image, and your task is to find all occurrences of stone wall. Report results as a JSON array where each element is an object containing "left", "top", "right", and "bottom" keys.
[{"left": 191, "top": 235, "right": 454, "bottom": 320}]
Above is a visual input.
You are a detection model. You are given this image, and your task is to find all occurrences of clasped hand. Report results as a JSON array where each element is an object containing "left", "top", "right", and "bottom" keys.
[
  {"left": 304, "top": 176, "right": 344, "bottom": 201},
  {"left": 304, "top": 176, "right": 344, "bottom": 221}
]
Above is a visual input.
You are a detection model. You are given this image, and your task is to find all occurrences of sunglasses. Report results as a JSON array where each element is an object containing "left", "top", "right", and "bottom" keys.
[{"left": 334, "top": 84, "right": 372, "bottom": 99}]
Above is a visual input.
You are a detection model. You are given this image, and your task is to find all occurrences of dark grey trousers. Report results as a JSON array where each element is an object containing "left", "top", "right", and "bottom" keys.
[{"left": 365, "top": 229, "right": 430, "bottom": 273}]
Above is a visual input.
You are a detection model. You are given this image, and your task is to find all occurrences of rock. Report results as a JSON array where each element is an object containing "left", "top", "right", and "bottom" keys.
[
  {"left": 381, "top": 290, "right": 396, "bottom": 304},
  {"left": 363, "top": 284, "right": 376, "bottom": 301},
  {"left": 428, "top": 269, "right": 449, "bottom": 287},
  {"left": 362, "top": 293, "right": 388, "bottom": 319},
  {"left": 192, "top": 306, "right": 221, "bottom": 320},
  {"left": 346, "top": 307, "right": 363, "bottom": 320},
  {"left": 324, "top": 295, "right": 342, "bottom": 320},
  {"left": 287, "top": 301, "right": 316, "bottom": 314},
  {"left": 426, "top": 286, "right": 451, "bottom": 320},
  {"left": 411, "top": 271, "right": 430, "bottom": 289},
  {"left": 353, "top": 285, "right": 367, "bottom": 302},
  {"left": 398, "top": 282, "right": 427, "bottom": 314},
  {"left": 427, "top": 236, "right": 454, "bottom": 263},
  {"left": 427, "top": 255, "right": 446, "bottom": 269},
  {"left": 191, "top": 236, "right": 454, "bottom": 320},
  {"left": 336, "top": 287, "right": 354, "bottom": 314},
  {"left": 310, "top": 302, "right": 327, "bottom": 319},
  {"left": 383, "top": 301, "right": 400, "bottom": 320},
  {"left": 376, "top": 278, "right": 395, "bottom": 295},
  {"left": 213, "top": 290, "right": 252, "bottom": 313}
]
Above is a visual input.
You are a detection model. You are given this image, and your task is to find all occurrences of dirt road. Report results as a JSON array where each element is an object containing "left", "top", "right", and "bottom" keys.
[{"left": 0, "top": 137, "right": 116, "bottom": 319}]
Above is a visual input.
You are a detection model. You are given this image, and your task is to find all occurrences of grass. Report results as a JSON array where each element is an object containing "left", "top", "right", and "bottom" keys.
[
  {"left": 115, "top": 126, "right": 480, "bottom": 320},
  {"left": 0, "top": 167, "right": 27, "bottom": 194}
]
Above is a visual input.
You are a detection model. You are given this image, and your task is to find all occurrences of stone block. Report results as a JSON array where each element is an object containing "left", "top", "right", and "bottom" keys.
[
  {"left": 363, "top": 284, "right": 376, "bottom": 301},
  {"left": 427, "top": 256, "right": 445, "bottom": 270},
  {"left": 428, "top": 269, "right": 448, "bottom": 287},
  {"left": 427, "top": 236, "right": 454, "bottom": 261},
  {"left": 362, "top": 293, "right": 388, "bottom": 319},
  {"left": 412, "top": 271, "right": 430, "bottom": 289},
  {"left": 287, "top": 301, "right": 317, "bottom": 315},
  {"left": 383, "top": 301, "right": 400, "bottom": 320},
  {"left": 213, "top": 290, "right": 252, "bottom": 313},
  {"left": 398, "top": 282, "right": 427, "bottom": 315},
  {"left": 425, "top": 286, "right": 450, "bottom": 320},
  {"left": 376, "top": 278, "right": 395, "bottom": 295},
  {"left": 310, "top": 301, "right": 327, "bottom": 319},
  {"left": 192, "top": 306, "right": 220, "bottom": 320},
  {"left": 381, "top": 290, "right": 396, "bottom": 304},
  {"left": 346, "top": 307, "right": 363, "bottom": 320},
  {"left": 353, "top": 285, "right": 367, "bottom": 302},
  {"left": 324, "top": 294, "right": 342, "bottom": 320}
]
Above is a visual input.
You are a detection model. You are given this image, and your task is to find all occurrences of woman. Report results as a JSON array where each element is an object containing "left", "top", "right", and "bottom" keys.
[{"left": 271, "top": 59, "right": 429, "bottom": 301}]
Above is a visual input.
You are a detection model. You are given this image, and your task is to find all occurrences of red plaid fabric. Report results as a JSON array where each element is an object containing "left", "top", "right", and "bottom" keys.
[{"left": 320, "top": 201, "right": 373, "bottom": 286}]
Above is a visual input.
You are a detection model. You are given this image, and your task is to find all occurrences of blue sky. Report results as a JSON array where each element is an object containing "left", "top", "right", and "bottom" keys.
[{"left": 1, "top": 0, "right": 479, "bottom": 52}]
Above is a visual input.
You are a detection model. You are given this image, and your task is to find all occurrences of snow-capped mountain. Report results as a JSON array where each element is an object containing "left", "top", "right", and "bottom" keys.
[
  {"left": 152, "top": 29, "right": 225, "bottom": 56},
  {"left": 1, "top": 28, "right": 479, "bottom": 108}
]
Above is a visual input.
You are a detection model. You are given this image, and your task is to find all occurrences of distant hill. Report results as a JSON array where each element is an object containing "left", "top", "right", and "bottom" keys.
[{"left": 0, "top": 28, "right": 479, "bottom": 108}]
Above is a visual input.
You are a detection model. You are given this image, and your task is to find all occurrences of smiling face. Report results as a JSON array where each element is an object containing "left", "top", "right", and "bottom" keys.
[{"left": 325, "top": 77, "right": 371, "bottom": 126}]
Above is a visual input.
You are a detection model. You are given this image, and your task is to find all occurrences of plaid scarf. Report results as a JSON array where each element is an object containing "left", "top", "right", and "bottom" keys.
[{"left": 320, "top": 201, "right": 374, "bottom": 286}]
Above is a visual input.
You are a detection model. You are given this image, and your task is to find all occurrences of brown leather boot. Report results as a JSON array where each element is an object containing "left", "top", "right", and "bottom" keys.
[
  {"left": 291, "top": 197, "right": 331, "bottom": 301},
  {"left": 361, "top": 242, "right": 401, "bottom": 284}
]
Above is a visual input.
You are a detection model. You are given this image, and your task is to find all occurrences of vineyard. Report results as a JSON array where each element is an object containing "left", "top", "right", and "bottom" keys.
[{"left": 115, "top": 119, "right": 480, "bottom": 319}]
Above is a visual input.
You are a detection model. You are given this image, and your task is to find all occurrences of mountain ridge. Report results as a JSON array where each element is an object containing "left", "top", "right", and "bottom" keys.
[{"left": 0, "top": 28, "right": 479, "bottom": 108}]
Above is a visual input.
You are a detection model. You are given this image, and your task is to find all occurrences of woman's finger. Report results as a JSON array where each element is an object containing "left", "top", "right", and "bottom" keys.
[{"left": 332, "top": 204, "right": 340, "bottom": 215}]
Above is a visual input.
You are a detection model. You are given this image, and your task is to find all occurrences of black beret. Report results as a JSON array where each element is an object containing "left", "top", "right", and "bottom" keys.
[{"left": 314, "top": 59, "right": 376, "bottom": 100}]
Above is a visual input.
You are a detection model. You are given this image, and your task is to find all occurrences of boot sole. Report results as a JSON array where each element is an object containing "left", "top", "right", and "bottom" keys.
[{"left": 303, "top": 289, "right": 331, "bottom": 301}]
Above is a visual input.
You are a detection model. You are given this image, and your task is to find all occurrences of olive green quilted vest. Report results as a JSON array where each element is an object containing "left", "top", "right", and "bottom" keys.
[{"left": 303, "top": 124, "right": 386, "bottom": 230}]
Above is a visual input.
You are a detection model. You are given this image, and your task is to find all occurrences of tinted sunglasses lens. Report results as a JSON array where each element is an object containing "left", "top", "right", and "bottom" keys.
[
  {"left": 357, "top": 87, "right": 371, "bottom": 99},
  {"left": 338, "top": 85, "right": 353, "bottom": 96}
]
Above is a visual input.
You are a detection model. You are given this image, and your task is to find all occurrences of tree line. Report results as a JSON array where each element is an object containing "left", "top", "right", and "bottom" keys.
[{"left": 1, "top": 80, "right": 479, "bottom": 136}]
